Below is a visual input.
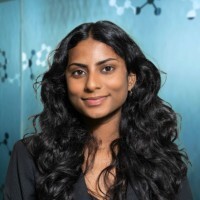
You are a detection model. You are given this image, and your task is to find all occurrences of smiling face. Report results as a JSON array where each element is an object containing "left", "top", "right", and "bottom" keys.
[{"left": 65, "top": 38, "right": 136, "bottom": 120}]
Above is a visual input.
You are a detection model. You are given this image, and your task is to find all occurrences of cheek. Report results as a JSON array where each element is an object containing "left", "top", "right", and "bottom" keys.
[
  {"left": 66, "top": 79, "right": 82, "bottom": 104},
  {"left": 67, "top": 86, "right": 80, "bottom": 99},
  {"left": 107, "top": 74, "right": 129, "bottom": 92},
  {"left": 106, "top": 76, "right": 129, "bottom": 101},
  {"left": 66, "top": 76, "right": 82, "bottom": 95},
  {"left": 67, "top": 87, "right": 82, "bottom": 111}
]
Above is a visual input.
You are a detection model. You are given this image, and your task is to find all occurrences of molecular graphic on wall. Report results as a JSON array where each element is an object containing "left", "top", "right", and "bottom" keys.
[
  {"left": 36, "top": 43, "right": 51, "bottom": 67},
  {"left": 0, "top": 49, "right": 8, "bottom": 82},
  {"left": 0, "top": 132, "right": 12, "bottom": 195},
  {"left": 136, "top": 0, "right": 161, "bottom": 15},
  {"left": 109, "top": 0, "right": 136, "bottom": 15},
  {"left": 22, "top": 43, "right": 51, "bottom": 81},
  {"left": 7, "top": 73, "right": 20, "bottom": 85},
  {"left": 109, "top": 0, "right": 161, "bottom": 16},
  {"left": 187, "top": 0, "right": 200, "bottom": 19},
  {"left": 0, "top": 132, "right": 12, "bottom": 156},
  {"left": 22, "top": 49, "right": 36, "bottom": 80}
]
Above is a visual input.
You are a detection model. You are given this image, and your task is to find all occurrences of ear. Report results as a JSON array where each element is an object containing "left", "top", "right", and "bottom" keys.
[{"left": 128, "top": 73, "right": 136, "bottom": 91}]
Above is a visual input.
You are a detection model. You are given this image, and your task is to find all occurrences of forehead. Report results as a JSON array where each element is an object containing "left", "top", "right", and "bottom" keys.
[{"left": 68, "top": 38, "right": 122, "bottom": 62}]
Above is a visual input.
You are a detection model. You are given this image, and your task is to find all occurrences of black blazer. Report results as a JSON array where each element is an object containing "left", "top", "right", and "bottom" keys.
[{"left": 4, "top": 141, "right": 193, "bottom": 200}]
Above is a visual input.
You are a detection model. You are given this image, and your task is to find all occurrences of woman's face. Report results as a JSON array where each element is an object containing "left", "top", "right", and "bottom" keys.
[{"left": 65, "top": 38, "right": 136, "bottom": 119}]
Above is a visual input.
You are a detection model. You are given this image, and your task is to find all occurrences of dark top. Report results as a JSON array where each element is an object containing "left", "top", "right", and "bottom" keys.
[{"left": 4, "top": 140, "right": 193, "bottom": 200}]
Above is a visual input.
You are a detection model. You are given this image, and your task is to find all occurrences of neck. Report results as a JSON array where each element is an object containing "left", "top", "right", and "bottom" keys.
[{"left": 85, "top": 109, "right": 121, "bottom": 150}]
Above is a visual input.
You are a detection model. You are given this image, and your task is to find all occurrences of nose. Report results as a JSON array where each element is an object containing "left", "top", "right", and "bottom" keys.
[{"left": 84, "top": 72, "right": 101, "bottom": 92}]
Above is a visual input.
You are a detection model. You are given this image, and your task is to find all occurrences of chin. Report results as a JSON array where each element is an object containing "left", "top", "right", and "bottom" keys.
[
  {"left": 85, "top": 113, "right": 106, "bottom": 119},
  {"left": 82, "top": 108, "right": 121, "bottom": 121}
]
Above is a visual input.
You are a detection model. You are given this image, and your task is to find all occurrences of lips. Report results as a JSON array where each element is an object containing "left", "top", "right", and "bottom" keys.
[{"left": 82, "top": 96, "right": 108, "bottom": 106}]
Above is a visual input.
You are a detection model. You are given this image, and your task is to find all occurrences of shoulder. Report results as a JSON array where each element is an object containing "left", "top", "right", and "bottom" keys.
[
  {"left": 12, "top": 136, "right": 35, "bottom": 164},
  {"left": 4, "top": 137, "right": 39, "bottom": 200},
  {"left": 13, "top": 139, "right": 30, "bottom": 155},
  {"left": 6, "top": 135, "right": 40, "bottom": 183},
  {"left": 8, "top": 136, "right": 38, "bottom": 176},
  {"left": 177, "top": 177, "right": 193, "bottom": 200}
]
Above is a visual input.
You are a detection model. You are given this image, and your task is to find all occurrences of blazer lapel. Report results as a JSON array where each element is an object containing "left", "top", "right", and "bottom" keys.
[
  {"left": 72, "top": 173, "right": 91, "bottom": 200},
  {"left": 126, "top": 183, "right": 139, "bottom": 200},
  {"left": 72, "top": 173, "right": 139, "bottom": 200}
]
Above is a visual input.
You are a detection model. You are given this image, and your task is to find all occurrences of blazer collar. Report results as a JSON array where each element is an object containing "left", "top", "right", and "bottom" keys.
[{"left": 72, "top": 174, "right": 138, "bottom": 200}]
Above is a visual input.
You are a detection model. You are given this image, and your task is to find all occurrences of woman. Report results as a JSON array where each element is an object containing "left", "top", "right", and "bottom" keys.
[{"left": 4, "top": 21, "right": 193, "bottom": 200}]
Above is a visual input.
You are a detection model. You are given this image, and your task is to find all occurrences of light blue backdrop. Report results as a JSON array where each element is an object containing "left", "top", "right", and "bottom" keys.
[{"left": 0, "top": 0, "right": 199, "bottom": 199}]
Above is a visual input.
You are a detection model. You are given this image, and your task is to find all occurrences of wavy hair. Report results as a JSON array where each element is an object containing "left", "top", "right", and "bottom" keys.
[{"left": 24, "top": 21, "right": 188, "bottom": 200}]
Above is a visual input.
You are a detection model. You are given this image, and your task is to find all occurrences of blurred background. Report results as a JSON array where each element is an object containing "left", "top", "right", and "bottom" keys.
[{"left": 0, "top": 0, "right": 199, "bottom": 199}]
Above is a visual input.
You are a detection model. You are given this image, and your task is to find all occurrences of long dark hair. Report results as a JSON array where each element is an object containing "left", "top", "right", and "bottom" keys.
[{"left": 24, "top": 21, "right": 188, "bottom": 200}]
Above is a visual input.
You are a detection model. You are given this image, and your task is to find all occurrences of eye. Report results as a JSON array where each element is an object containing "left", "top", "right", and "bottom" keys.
[
  {"left": 102, "top": 66, "right": 114, "bottom": 73},
  {"left": 72, "top": 70, "right": 86, "bottom": 77}
]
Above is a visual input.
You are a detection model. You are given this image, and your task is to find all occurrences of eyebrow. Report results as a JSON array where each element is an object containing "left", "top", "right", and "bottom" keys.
[{"left": 67, "top": 58, "right": 117, "bottom": 68}]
